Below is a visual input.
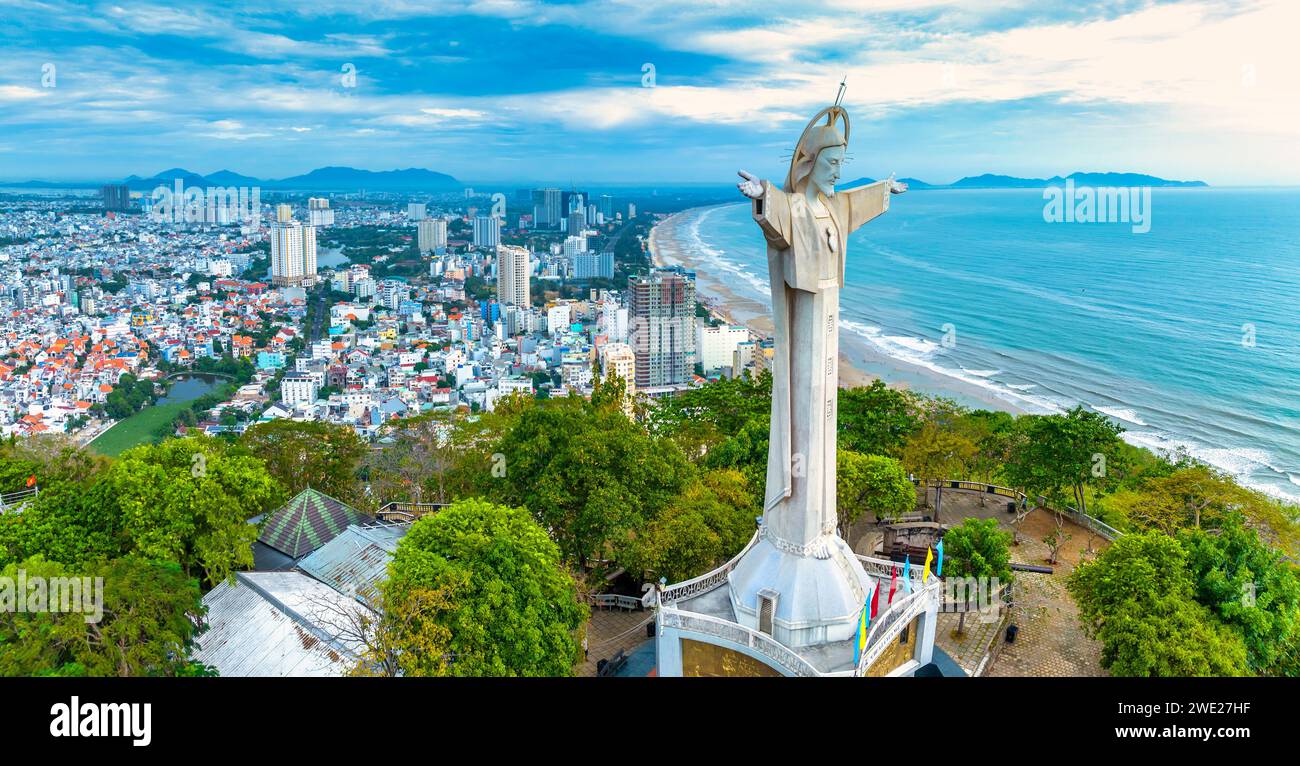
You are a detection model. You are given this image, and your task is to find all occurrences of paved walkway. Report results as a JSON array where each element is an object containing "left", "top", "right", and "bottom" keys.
[
  {"left": 847, "top": 487, "right": 1109, "bottom": 677},
  {"left": 578, "top": 605, "right": 655, "bottom": 677},
  {"left": 986, "top": 507, "right": 1108, "bottom": 677}
]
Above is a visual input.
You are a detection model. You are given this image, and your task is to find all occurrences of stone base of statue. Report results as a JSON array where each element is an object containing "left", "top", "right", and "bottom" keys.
[{"left": 726, "top": 529, "right": 870, "bottom": 648}]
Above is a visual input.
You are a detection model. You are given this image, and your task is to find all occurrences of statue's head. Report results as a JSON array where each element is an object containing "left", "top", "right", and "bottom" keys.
[{"left": 785, "top": 108, "right": 849, "bottom": 198}]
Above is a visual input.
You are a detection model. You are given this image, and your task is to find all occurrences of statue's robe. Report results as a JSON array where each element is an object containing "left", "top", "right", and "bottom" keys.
[{"left": 752, "top": 179, "right": 891, "bottom": 552}]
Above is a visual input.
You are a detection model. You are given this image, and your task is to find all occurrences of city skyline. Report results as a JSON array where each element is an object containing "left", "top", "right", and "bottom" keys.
[{"left": 1, "top": 0, "right": 1297, "bottom": 186}]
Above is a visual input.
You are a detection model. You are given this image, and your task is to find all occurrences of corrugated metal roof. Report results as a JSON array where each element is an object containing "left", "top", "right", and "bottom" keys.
[
  {"left": 192, "top": 572, "right": 370, "bottom": 677},
  {"left": 297, "top": 522, "right": 409, "bottom": 606}
]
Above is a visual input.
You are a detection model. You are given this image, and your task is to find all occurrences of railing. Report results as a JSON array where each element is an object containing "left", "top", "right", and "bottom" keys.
[
  {"left": 855, "top": 554, "right": 925, "bottom": 583},
  {"left": 1058, "top": 505, "right": 1124, "bottom": 541},
  {"left": 376, "top": 501, "right": 446, "bottom": 522},
  {"left": 589, "top": 594, "right": 644, "bottom": 611},
  {"left": 658, "top": 607, "right": 822, "bottom": 677},
  {"left": 0, "top": 487, "right": 37, "bottom": 514},
  {"left": 650, "top": 530, "right": 761, "bottom": 607},
  {"left": 911, "top": 478, "right": 1125, "bottom": 541},
  {"left": 854, "top": 580, "right": 941, "bottom": 676}
]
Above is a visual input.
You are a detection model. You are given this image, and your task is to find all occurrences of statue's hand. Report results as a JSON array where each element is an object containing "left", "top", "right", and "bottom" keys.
[
  {"left": 887, "top": 172, "right": 908, "bottom": 195},
  {"left": 737, "top": 170, "right": 764, "bottom": 200}
]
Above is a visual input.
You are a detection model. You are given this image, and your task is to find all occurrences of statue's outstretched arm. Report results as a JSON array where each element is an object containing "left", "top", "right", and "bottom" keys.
[{"left": 739, "top": 170, "right": 792, "bottom": 249}]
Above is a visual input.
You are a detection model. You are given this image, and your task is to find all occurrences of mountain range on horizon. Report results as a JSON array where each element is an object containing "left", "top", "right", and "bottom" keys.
[
  {"left": 840, "top": 172, "right": 1209, "bottom": 190},
  {"left": 0, "top": 167, "right": 1209, "bottom": 193}
]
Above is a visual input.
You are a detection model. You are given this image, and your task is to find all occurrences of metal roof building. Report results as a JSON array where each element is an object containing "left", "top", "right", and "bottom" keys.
[
  {"left": 193, "top": 571, "right": 369, "bottom": 677},
  {"left": 298, "top": 522, "right": 410, "bottom": 606}
]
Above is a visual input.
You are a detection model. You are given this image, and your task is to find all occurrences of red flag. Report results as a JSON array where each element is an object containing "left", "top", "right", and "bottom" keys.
[
  {"left": 870, "top": 580, "right": 881, "bottom": 619},
  {"left": 25, "top": 475, "right": 35, "bottom": 488},
  {"left": 888, "top": 568, "right": 898, "bottom": 605}
]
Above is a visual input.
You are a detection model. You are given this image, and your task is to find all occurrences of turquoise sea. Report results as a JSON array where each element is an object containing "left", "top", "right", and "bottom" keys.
[{"left": 679, "top": 188, "right": 1300, "bottom": 502}]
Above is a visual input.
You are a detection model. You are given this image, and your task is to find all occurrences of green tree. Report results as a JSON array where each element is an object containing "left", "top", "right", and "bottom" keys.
[
  {"left": 1004, "top": 406, "right": 1125, "bottom": 516},
  {"left": 622, "top": 469, "right": 757, "bottom": 583},
  {"left": 901, "top": 422, "right": 977, "bottom": 520},
  {"left": 1068, "top": 532, "right": 1250, "bottom": 676},
  {"left": 384, "top": 497, "right": 588, "bottom": 676},
  {"left": 485, "top": 397, "right": 693, "bottom": 567},
  {"left": 239, "top": 420, "right": 365, "bottom": 502},
  {"left": 836, "top": 451, "right": 915, "bottom": 535},
  {"left": 1179, "top": 517, "right": 1300, "bottom": 674},
  {"left": 0, "top": 556, "right": 208, "bottom": 677},
  {"left": 837, "top": 380, "right": 920, "bottom": 457},
  {"left": 95, "top": 436, "right": 285, "bottom": 585},
  {"left": 941, "top": 518, "right": 1013, "bottom": 635}
]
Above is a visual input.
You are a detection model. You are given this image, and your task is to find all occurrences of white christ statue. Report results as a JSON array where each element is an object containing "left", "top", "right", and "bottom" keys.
[
  {"left": 724, "top": 104, "right": 906, "bottom": 648},
  {"left": 736, "top": 105, "right": 907, "bottom": 560}
]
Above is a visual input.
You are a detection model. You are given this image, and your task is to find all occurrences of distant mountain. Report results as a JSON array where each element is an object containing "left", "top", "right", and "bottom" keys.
[
  {"left": 204, "top": 169, "right": 261, "bottom": 186},
  {"left": 101, "top": 166, "right": 462, "bottom": 193},
  {"left": 840, "top": 171, "right": 1206, "bottom": 191},
  {"left": 269, "top": 166, "right": 460, "bottom": 191}
]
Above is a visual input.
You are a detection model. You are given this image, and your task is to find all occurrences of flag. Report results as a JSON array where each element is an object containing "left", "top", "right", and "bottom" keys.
[
  {"left": 852, "top": 594, "right": 870, "bottom": 665},
  {"left": 903, "top": 556, "right": 912, "bottom": 593},
  {"left": 936, "top": 538, "right": 944, "bottom": 577},
  {"left": 25, "top": 475, "right": 35, "bottom": 488},
  {"left": 923, "top": 546, "right": 934, "bottom": 584},
  {"left": 870, "top": 578, "right": 881, "bottom": 618},
  {"left": 887, "top": 566, "right": 898, "bottom": 605}
]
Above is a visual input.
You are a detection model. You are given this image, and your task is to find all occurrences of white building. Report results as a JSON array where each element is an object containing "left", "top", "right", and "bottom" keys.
[
  {"left": 308, "top": 198, "right": 334, "bottom": 227},
  {"left": 270, "top": 219, "right": 317, "bottom": 287},
  {"left": 407, "top": 202, "right": 426, "bottom": 221},
  {"left": 418, "top": 218, "right": 448, "bottom": 253},
  {"left": 547, "top": 304, "right": 572, "bottom": 336},
  {"left": 473, "top": 215, "right": 500, "bottom": 249},
  {"left": 696, "top": 322, "right": 751, "bottom": 372},
  {"left": 281, "top": 373, "right": 319, "bottom": 407},
  {"left": 496, "top": 245, "right": 530, "bottom": 308}
]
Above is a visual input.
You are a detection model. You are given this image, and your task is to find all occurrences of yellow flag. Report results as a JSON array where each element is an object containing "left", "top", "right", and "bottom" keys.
[{"left": 923, "top": 545, "right": 934, "bottom": 584}]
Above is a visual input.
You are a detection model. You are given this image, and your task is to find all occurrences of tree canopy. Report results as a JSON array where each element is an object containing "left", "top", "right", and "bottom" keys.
[{"left": 384, "top": 497, "right": 588, "bottom": 676}]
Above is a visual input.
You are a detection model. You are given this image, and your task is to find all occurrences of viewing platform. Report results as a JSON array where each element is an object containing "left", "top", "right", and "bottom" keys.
[{"left": 649, "top": 531, "right": 942, "bottom": 677}]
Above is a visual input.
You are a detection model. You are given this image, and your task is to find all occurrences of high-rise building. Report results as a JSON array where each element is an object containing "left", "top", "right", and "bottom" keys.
[
  {"left": 307, "top": 197, "right": 334, "bottom": 227},
  {"left": 418, "top": 218, "right": 448, "bottom": 253},
  {"left": 275, "top": 204, "right": 294, "bottom": 223},
  {"left": 473, "top": 215, "right": 500, "bottom": 249},
  {"left": 496, "top": 245, "right": 531, "bottom": 308},
  {"left": 532, "top": 188, "right": 561, "bottom": 229},
  {"left": 628, "top": 269, "right": 697, "bottom": 387},
  {"left": 407, "top": 202, "right": 427, "bottom": 221},
  {"left": 697, "top": 321, "right": 751, "bottom": 372},
  {"left": 566, "top": 211, "right": 585, "bottom": 237},
  {"left": 101, "top": 184, "right": 131, "bottom": 212},
  {"left": 573, "top": 251, "right": 614, "bottom": 281},
  {"left": 599, "top": 194, "right": 614, "bottom": 219},
  {"left": 628, "top": 202, "right": 637, "bottom": 219},
  {"left": 269, "top": 216, "right": 317, "bottom": 287}
]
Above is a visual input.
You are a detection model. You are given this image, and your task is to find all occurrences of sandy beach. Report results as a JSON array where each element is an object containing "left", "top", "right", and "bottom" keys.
[{"left": 649, "top": 205, "right": 1027, "bottom": 413}]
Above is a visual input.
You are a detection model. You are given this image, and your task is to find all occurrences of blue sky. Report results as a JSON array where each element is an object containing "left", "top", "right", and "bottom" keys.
[{"left": 1, "top": 0, "right": 1296, "bottom": 185}]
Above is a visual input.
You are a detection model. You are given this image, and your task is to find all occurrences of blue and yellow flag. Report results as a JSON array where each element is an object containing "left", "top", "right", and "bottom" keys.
[
  {"left": 936, "top": 538, "right": 944, "bottom": 577},
  {"left": 852, "top": 593, "right": 871, "bottom": 665},
  {"left": 923, "top": 545, "right": 934, "bottom": 584},
  {"left": 903, "top": 556, "right": 912, "bottom": 593}
]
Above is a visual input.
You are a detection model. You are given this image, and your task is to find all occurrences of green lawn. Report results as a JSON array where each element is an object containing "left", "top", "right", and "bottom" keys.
[{"left": 87, "top": 400, "right": 194, "bottom": 457}]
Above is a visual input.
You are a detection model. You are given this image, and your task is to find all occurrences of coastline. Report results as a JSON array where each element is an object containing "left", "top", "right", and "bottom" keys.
[{"left": 648, "top": 204, "right": 1030, "bottom": 413}]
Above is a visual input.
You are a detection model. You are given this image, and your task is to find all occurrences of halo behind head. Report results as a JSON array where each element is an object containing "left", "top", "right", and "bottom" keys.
[{"left": 784, "top": 105, "right": 851, "bottom": 194}]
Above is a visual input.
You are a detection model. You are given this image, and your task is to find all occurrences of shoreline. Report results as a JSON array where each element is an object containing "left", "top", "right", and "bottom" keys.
[{"left": 648, "top": 205, "right": 1029, "bottom": 413}]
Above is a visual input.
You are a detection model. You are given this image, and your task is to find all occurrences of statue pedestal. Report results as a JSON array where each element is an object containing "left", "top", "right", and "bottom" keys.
[{"left": 726, "top": 529, "right": 872, "bottom": 649}]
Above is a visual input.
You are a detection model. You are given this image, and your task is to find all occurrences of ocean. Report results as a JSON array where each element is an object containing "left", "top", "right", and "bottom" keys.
[{"left": 676, "top": 187, "right": 1300, "bottom": 503}]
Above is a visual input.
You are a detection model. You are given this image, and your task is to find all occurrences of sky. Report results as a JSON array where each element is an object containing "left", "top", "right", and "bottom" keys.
[{"left": 0, "top": 0, "right": 1297, "bottom": 186}]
